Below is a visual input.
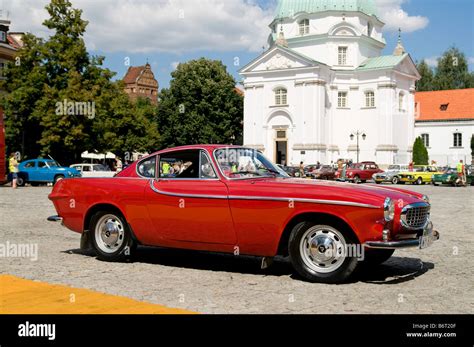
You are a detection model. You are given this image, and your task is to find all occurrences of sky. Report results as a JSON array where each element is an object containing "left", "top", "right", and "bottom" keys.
[{"left": 2, "top": 0, "right": 474, "bottom": 89}]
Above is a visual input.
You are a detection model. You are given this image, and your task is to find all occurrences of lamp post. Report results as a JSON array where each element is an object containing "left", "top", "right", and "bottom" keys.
[{"left": 350, "top": 131, "right": 366, "bottom": 163}]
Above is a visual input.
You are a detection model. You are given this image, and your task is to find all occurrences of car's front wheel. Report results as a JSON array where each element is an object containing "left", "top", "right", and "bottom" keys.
[
  {"left": 16, "top": 176, "right": 25, "bottom": 187},
  {"left": 289, "top": 222, "right": 359, "bottom": 283},
  {"left": 90, "top": 211, "right": 134, "bottom": 262},
  {"left": 391, "top": 176, "right": 399, "bottom": 185}
]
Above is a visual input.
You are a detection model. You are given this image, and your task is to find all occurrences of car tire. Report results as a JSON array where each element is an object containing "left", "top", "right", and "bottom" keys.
[
  {"left": 391, "top": 176, "right": 399, "bottom": 185},
  {"left": 416, "top": 177, "right": 423, "bottom": 185},
  {"left": 53, "top": 175, "right": 65, "bottom": 185},
  {"left": 288, "top": 222, "right": 359, "bottom": 283},
  {"left": 90, "top": 210, "right": 134, "bottom": 262},
  {"left": 354, "top": 175, "right": 361, "bottom": 184},
  {"left": 16, "top": 176, "right": 25, "bottom": 187},
  {"left": 361, "top": 249, "right": 395, "bottom": 267}
]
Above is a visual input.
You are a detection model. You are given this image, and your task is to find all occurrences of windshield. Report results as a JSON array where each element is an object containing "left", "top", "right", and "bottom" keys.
[
  {"left": 387, "top": 165, "right": 399, "bottom": 171},
  {"left": 46, "top": 160, "right": 60, "bottom": 167},
  {"left": 214, "top": 148, "right": 288, "bottom": 179}
]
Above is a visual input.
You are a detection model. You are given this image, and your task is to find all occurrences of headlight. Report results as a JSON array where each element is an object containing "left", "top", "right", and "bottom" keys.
[
  {"left": 422, "top": 195, "right": 430, "bottom": 203},
  {"left": 68, "top": 172, "right": 73, "bottom": 177},
  {"left": 446, "top": 176, "right": 451, "bottom": 182},
  {"left": 384, "top": 197, "right": 395, "bottom": 222}
]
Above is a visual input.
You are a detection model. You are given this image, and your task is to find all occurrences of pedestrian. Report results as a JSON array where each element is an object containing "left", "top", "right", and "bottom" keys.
[
  {"left": 456, "top": 160, "right": 466, "bottom": 186},
  {"left": 8, "top": 153, "right": 19, "bottom": 189},
  {"left": 299, "top": 161, "right": 305, "bottom": 178},
  {"left": 341, "top": 160, "right": 347, "bottom": 181},
  {"left": 408, "top": 161, "right": 414, "bottom": 172},
  {"left": 115, "top": 157, "right": 123, "bottom": 173}
]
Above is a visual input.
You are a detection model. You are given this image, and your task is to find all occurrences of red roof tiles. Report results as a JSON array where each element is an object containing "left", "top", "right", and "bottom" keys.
[{"left": 415, "top": 88, "right": 474, "bottom": 121}]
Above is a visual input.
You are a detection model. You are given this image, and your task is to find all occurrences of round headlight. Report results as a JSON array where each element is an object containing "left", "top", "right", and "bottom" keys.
[
  {"left": 384, "top": 197, "right": 395, "bottom": 222},
  {"left": 422, "top": 195, "right": 430, "bottom": 203}
]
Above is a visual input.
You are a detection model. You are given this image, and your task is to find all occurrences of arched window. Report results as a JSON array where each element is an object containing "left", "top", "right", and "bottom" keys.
[
  {"left": 398, "top": 92, "right": 405, "bottom": 112},
  {"left": 365, "top": 91, "right": 375, "bottom": 108},
  {"left": 275, "top": 88, "right": 288, "bottom": 106},
  {"left": 299, "top": 19, "right": 310, "bottom": 35}
]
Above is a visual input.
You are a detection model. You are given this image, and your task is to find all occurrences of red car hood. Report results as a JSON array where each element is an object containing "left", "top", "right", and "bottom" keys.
[{"left": 234, "top": 178, "right": 424, "bottom": 208}]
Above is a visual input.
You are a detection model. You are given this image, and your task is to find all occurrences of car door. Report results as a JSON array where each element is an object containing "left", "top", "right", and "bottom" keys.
[
  {"left": 145, "top": 149, "right": 236, "bottom": 245},
  {"left": 22, "top": 161, "right": 38, "bottom": 181}
]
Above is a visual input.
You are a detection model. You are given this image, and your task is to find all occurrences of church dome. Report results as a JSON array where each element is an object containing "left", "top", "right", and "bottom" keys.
[{"left": 275, "top": 0, "right": 378, "bottom": 19}]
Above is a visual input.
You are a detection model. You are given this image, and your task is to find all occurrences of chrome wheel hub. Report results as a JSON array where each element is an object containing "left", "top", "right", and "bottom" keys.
[
  {"left": 95, "top": 214, "right": 125, "bottom": 253},
  {"left": 300, "top": 226, "right": 346, "bottom": 273}
]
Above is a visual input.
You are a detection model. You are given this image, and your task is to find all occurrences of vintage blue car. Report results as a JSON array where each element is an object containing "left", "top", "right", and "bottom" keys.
[{"left": 8, "top": 159, "right": 81, "bottom": 186}]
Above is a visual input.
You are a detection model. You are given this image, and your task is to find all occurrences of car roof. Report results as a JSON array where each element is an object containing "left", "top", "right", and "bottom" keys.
[{"left": 148, "top": 145, "right": 254, "bottom": 157}]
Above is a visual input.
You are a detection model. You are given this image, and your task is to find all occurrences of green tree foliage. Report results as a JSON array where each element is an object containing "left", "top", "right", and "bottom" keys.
[
  {"left": 417, "top": 47, "right": 474, "bottom": 92},
  {"left": 0, "top": 0, "right": 160, "bottom": 164},
  {"left": 412, "top": 137, "right": 429, "bottom": 165},
  {"left": 157, "top": 58, "right": 243, "bottom": 148},
  {"left": 416, "top": 60, "right": 434, "bottom": 91}
]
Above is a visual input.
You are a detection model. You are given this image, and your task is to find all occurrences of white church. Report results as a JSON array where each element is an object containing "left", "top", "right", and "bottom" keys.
[{"left": 240, "top": 0, "right": 421, "bottom": 166}]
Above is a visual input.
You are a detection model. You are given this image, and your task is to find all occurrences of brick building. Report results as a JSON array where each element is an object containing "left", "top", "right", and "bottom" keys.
[{"left": 122, "top": 63, "right": 158, "bottom": 104}]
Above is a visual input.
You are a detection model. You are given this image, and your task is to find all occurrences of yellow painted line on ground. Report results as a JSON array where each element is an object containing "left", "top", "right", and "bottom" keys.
[{"left": 0, "top": 275, "right": 195, "bottom": 314}]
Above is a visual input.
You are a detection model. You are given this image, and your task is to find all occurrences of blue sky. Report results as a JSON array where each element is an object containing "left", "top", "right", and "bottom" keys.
[{"left": 5, "top": 0, "right": 474, "bottom": 89}]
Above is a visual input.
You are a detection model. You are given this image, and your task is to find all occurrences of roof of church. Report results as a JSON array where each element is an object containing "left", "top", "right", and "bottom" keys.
[
  {"left": 123, "top": 64, "right": 154, "bottom": 84},
  {"left": 415, "top": 88, "right": 474, "bottom": 122},
  {"left": 275, "top": 0, "right": 377, "bottom": 19},
  {"left": 356, "top": 54, "right": 408, "bottom": 71}
]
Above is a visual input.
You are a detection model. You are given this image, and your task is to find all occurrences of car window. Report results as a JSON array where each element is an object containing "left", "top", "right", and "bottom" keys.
[
  {"left": 82, "top": 165, "right": 91, "bottom": 172},
  {"left": 93, "top": 165, "right": 107, "bottom": 171},
  {"left": 38, "top": 161, "right": 47, "bottom": 168},
  {"left": 200, "top": 151, "right": 217, "bottom": 179},
  {"left": 159, "top": 150, "right": 199, "bottom": 179},
  {"left": 24, "top": 161, "right": 35, "bottom": 168},
  {"left": 47, "top": 161, "right": 59, "bottom": 167},
  {"left": 137, "top": 156, "right": 156, "bottom": 178}
]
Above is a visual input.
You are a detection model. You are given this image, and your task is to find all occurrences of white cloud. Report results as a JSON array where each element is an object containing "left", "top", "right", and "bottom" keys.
[
  {"left": 375, "top": 0, "right": 429, "bottom": 33},
  {"left": 170, "top": 61, "right": 180, "bottom": 70},
  {"left": 4, "top": 0, "right": 274, "bottom": 54},
  {"left": 424, "top": 56, "right": 439, "bottom": 68}
]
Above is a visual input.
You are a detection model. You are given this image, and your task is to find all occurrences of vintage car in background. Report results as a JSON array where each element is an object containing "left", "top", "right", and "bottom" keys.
[
  {"left": 276, "top": 164, "right": 300, "bottom": 177},
  {"left": 310, "top": 165, "right": 337, "bottom": 180},
  {"left": 70, "top": 163, "right": 115, "bottom": 178},
  {"left": 48, "top": 145, "right": 439, "bottom": 283},
  {"left": 303, "top": 164, "right": 320, "bottom": 178},
  {"left": 432, "top": 168, "right": 474, "bottom": 186},
  {"left": 398, "top": 165, "right": 442, "bottom": 185},
  {"left": 373, "top": 164, "right": 409, "bottom": 185},
  {"left": 8, "top": 159, "right": 81, "bottom": 186},
  {"left": 335, "top": 161, "right": 383, "bottom": 183}
]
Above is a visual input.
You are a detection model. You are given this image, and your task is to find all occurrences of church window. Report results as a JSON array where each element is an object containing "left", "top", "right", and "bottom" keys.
[
  {"left": 299, "top": 19, "right": 310, "bottom": 35},
  {"left": 338, "top": 92, "right": 348, "bottom": 108},
  {"left": 398, "top": 92, "right": 405, "bottom": 111},
  {"left": 421, "top": 134, "right": 430, "bottom": 148},
  {"left": 275, "top": 88, "right": 288, "bottom": 105},
  {"left": 365, "top": 91, "right": 375, "bottom": 107},
  {"left": 338, "top": 46, "right": 347, "bottom": 65},
  {"left": 453, "top": 133, "right": 462, "bottom": 148}
]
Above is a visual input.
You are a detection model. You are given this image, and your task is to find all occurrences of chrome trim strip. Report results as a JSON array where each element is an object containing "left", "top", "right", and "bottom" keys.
[
  {"left": 148, "top": 180, "right": 379, "bottom": 208},
  {"left": 149, "top": 179, "right": 227, "bottom": 200}
]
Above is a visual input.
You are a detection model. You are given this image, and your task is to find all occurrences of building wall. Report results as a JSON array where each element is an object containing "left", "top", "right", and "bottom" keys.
[{"left": 415, "top": 121, "right": 474, "bottom": 166}]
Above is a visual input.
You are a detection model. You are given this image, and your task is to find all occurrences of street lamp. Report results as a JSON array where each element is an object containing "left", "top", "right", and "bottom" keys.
[{"left": 350, "top": 131, "right": 366, "bottom": 163}]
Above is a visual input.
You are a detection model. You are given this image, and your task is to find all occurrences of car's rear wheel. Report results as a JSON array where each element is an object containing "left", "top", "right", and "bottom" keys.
[
  {"left": 90, "top": 211, "right": 134, "bottom": 262},
  {"left": 361, "top": 249, "right": 395, "bottom": 266},
  {"left": 416, "top": 177, "right": 423, "bottom": 185},
  {"left": 354, "top": 175, "right": 361, "bottom": 184},
  {"left": 289, "top": 222, "right": 359, "bottom": 283},
  {"left": 391, "top": 176, "right": 399, "bottom": 185}
]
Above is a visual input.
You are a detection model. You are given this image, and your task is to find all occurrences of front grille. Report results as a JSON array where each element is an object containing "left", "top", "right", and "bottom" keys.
[{"left": 401, "top": 204, "right": 430, "bottom": 229}]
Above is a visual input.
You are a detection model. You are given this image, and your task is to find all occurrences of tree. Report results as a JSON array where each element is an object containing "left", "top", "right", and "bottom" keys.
[
  {"left": 433, "top": 47, "right": 473, "bottom": 90},
  {"left": 412, "top": 137, "right": 429, "bottom": 165},
  {"left": 157, "top": 58, "right": 243, "bottom": 148},
  {"left": 0, "top": 0, "right": 160, "bottom": 164},
  {"left": 416, "top": 60, "right": 435, "bottom": 91}
]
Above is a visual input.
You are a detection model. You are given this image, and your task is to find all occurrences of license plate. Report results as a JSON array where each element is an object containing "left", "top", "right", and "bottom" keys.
[{"left": 419, "top": 228, "right": 435, "bottom": 249}]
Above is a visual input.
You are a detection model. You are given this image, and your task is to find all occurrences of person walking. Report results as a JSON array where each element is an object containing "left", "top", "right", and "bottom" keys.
[
  {"left": 8, "top": 153, "right": 19, "bottom": 189},
  {"left": 456, "top": 160, "right": 466, "bottom": 186},
  {"left": 299, "top": 161, "right": 305, "bottom": 178}
]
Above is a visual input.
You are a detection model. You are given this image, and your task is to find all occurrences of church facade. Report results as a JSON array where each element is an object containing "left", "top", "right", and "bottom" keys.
[{"left": 240, "top": 0, "right": 420, "bottom": 166}]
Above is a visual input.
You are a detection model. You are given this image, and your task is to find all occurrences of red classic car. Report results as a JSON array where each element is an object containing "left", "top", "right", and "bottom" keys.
[
  {"left": 48, "top": 145, "right": 439, "bottom": 283},
  {"left": 335, "top": 161, "right": 383, "bottom": 183}
]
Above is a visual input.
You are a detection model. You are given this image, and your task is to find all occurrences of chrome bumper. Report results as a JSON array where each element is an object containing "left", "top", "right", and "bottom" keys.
[
  {"left": 47, "top": 215, "right": 63, "bottom": 222},
  {"left": 364, "top": 229, "right": 440, "bottom": 249}
]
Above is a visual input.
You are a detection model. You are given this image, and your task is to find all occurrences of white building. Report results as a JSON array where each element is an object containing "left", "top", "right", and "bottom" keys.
[
  {"left": 415, "top": 89, "right": 474, "bottom": 166},
  {"left": 240, "top": 0, "right": 420, "bottom": 166}
]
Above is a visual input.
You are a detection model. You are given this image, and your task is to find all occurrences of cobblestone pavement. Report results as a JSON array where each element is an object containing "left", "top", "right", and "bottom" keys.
[{"left": 1, "top": 183, "right": 473, "bottom": 314}]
